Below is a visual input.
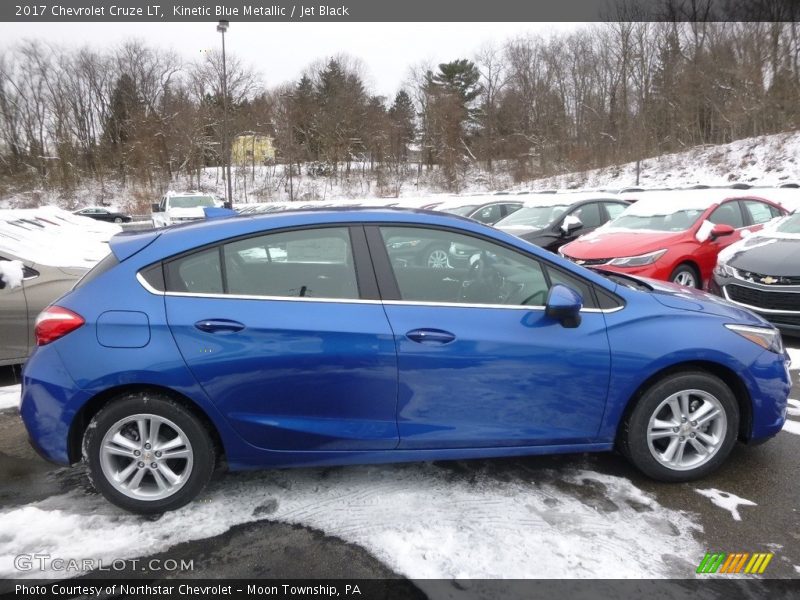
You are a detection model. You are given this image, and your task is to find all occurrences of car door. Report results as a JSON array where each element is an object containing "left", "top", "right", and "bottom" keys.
[
  {"left": 0, "top": 256, "right": 29, "bottom": 364},
  {"left": 164, "top": 225, "right": 399, "bottom": 451},
  {"left": 368, "top": 225, "right": 612, "bottom": 449},
  {"left": 694, "top": 200, "right": 749, "bottom": 280}
]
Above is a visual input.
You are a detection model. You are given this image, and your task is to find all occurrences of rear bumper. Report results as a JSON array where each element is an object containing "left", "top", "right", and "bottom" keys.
[{"left": 19, "top": 346, "right": 89, "bottom": 465}]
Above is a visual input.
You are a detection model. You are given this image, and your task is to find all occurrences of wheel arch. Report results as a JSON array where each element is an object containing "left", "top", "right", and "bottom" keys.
[
  {"left": 670, "top": 259, "right": 702, "bottom": 286},
  {"left": 617, "top": 360, "right": 752, "bottom": 444},
  {"left": 67, "top": 384, "right": 226, "bottom": 465}
]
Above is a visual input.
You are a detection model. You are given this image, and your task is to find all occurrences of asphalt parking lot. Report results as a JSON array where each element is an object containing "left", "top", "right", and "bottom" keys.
[{"left": 0, "top": 340, "right": 798, "bottom": 584}]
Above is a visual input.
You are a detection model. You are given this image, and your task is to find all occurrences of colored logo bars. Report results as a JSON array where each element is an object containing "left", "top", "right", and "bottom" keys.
[{"left": 697, "top": 552, "right": 773, "bottom": 574}]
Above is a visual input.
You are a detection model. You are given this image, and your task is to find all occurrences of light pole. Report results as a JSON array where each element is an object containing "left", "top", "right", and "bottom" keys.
[{"left": 217, "top": 19, "right": 233, "bottom": 207}]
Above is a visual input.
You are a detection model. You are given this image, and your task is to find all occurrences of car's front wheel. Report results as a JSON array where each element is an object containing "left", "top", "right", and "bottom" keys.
[
  {"left": 83, "top": 392, "right": 215, "bottom": 513},
  {"left": 619, "top": 371, "right": 739, "bottom": 481},
  {"left": 669, "top": 263, "right": 700, "bottom": 288}
]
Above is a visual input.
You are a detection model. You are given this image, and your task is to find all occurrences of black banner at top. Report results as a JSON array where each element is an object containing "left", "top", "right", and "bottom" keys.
[{"left": 2, "top": 0, "right": 799, "bottom": 22}]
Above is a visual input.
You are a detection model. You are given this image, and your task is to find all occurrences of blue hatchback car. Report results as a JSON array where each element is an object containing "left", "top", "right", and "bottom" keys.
[{"left": 20, "top": 209, "right": 791, "bottom": 513}]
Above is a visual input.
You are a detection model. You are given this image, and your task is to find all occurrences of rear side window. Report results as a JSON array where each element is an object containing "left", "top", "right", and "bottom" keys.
[
  {"left": 222, "top": 227, "right": 359, "bottom": 299},
  {"left": 604, "top": 202, "right": 628, "bottom": 220},
  {"left": 74, "top": 252, "right": 119, "bottom": 289},
  {"left": 743, "top": 200, "right": 780, "bottom": 225},
  {"left": 163, "top": 227, "right": 360, "bottom": 300},
  {"left": 165, "top": 248, "right": 223, "bottom": 294}
]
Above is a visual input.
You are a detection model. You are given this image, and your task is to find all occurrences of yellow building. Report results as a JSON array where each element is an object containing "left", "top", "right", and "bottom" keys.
[{"left": 232, "top": 134, "right": 276, "bottom": 166}]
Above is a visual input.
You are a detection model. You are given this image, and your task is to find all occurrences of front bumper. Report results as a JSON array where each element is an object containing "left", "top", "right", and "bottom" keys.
[{"left": 710, "top": 275, "right": 800, "bottom": 335}]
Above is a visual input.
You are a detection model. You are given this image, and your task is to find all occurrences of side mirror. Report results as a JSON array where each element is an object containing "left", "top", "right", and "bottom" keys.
[
  {"left": 151, "top": 203, "right": 161, "bottom": 213},
  {"left": 710, "top": 223, "right": 734, "bottom": 241},
  {"left": 223, "top": 201, "right": 232, "bottom": 209},
  {"left": 561, "top": 215, "right": 583, "bottom": 235},
  {"left": 545, "top": 284, "right": 583, "bottom": 328}
]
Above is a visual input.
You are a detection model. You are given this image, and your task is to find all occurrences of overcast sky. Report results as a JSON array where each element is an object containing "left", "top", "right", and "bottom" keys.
[{"left": 1, "top": 22, "right": 579, "bottom": 96}]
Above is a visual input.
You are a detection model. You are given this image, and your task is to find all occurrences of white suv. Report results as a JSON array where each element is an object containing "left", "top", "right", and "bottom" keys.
[{"left": 151, "top": 192, "right": 221, "bottom": 228}]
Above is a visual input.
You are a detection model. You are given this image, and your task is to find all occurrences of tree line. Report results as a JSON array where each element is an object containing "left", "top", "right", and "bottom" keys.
[{"left": 1, "top": 16, "right": 799, "bottom": 204}]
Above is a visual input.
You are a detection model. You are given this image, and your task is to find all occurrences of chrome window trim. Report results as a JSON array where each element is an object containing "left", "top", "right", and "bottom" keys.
[
  {"left": 137, "top": 272, "right": 622, "bottom": 313},
  {"left": 722, "top": 285, "right": 800, "bottom": 315}
]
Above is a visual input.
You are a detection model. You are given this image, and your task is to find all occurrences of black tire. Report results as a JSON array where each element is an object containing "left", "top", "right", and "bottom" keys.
[
  {"left": 83, "top": 392, "right": 215, "bottom": 514},
  {"left": 619, "top": 371, "right": 739, "bottom": 482},
  {"left": 669, "top": 263, "right": 701, "bottom": 288}
]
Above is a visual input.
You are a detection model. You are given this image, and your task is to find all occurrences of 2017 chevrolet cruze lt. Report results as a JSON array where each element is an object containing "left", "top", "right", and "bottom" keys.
[{"left": 20, "top": 209, "right": 791, "bottom": 513}]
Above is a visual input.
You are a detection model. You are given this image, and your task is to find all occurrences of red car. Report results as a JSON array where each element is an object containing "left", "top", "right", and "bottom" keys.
[{"left": 560, "top": 190, "right": 787, "bottom": 288}]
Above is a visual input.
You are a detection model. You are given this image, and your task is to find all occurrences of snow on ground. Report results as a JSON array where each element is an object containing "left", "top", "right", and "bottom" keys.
[
  {"left": 0, "top": 463, "right": 703, "bottom": 579},
  {"left": 694, "top": 488, "right": 757, "bottom": 522},
  {"left": 784, "top": 399, "right": 800, "bottom": 436},
  {"left": 787, "top": 347, "right": 800, "bottom": 370},
  {"left": 0, "top": 385, "right": 20, "bottom": 411},
  {"left": 528, "top": 130, "right": 800, "bottom": 193}
]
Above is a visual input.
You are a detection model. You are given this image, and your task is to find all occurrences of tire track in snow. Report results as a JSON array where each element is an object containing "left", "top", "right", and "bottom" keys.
[{"left": 0, "top": 462, "right": 703, "bottom": 580}]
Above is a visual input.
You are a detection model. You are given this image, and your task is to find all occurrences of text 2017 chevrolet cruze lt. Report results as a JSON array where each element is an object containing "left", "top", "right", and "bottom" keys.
[{"left": 21, "top": 209, "right": 790, "bottom": 513}]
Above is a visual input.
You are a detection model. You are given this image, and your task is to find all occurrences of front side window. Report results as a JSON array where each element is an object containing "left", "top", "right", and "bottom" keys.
[
  {"left": 472, "top": 204, "right": 502, "bottom": 224},
  {"left": 380, "top": 226, "right": 595, "bottom": 308},
  {"left": 570, "top": 203, "right": 603, "bottom": 229},
  {"left": 604, "top": 202, "right": 628, "bottom": 220},
  {"left": 709, "top": 202, "right": 745, "bottom": 228}
]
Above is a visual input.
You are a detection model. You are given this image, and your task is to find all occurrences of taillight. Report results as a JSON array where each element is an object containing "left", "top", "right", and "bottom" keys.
[{"left": 35, "top": 306, "right": 85, "bottom": 346}]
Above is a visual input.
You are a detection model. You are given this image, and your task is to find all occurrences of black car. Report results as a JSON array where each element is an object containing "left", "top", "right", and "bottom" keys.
[
  {"left": 73, "top": 207, "right": 132, "bottom": 223},
  {"left": 493, "top": 193, "right": 632, "bottom": 252},
  {"left": 710, "top": 211, "right": 800, "bottom": 335},
  {"left": 436, "top": 199, "right": 523, "bottom": 225}
]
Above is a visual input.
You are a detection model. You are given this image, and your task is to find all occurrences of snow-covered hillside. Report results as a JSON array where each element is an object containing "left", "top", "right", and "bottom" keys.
[
  {"left": 529, "top": 130, "right": 800, "bottom": 191},
  {"left": 1, "top": 130, "right": 799, "bottom": 211}
]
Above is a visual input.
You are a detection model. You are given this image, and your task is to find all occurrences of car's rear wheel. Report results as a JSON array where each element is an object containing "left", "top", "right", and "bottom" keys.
[
  {"left": 619, "top": 371, "right": 739, "bottom": 481},
  {"left": 669, "top": 263, "right": 700, "bottom": 288},
  {"left": 114, "top": 217, "right": 123, "bottom": 223},
  {"left": 84, "top": 392, "right": 215, "bottom": 513}
]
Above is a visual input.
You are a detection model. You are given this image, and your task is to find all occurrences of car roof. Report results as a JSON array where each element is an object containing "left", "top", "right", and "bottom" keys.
[
  {"left": 617, "top": 189, "right": 777, "bottom": 216},
  {"left": 516, "top": 192, "right": 622, "bottom": 208}
]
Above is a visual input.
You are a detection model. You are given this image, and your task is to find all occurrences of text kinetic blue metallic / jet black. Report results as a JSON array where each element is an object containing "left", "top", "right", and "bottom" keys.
[{"left": 20, "top": 209, "right": 791, "bottom": 513}]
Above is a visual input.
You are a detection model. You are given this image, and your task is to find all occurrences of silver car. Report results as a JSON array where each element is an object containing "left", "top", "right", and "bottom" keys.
[{"left": 0, "top": 250, "right": 86, "bottom": 366}]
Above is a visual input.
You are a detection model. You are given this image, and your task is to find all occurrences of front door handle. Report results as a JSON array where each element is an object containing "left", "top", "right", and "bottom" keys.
[
  {"left": 194, "top": 319, "right": 245, "bottom": 333},
  {"left": 406, "top": 328, "right": 456, "bottom": 345}
]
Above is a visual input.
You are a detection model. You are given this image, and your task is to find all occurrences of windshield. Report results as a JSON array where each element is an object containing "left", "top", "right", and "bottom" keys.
[
  {"left": 441, "top": 205, "right": 478, "bottom": 216},
  {"left": 776, "top": 212, "right": 800, "bottom": 234},
  {"left": 610, "top": 208, "right": 704, "bottom": 232},
  {"left": 496, "top": 205, "right": 568, "bottom": 229},
  {"left": 168, "top": 195, "right": 216, "bottom": 209}
]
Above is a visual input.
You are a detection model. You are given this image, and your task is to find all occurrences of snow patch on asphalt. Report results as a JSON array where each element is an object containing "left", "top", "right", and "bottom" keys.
[
  {"left": 0, "top": 384, "right": 20, "bottom": 410},
  {"left": 694, "top": 488, "right": 757, "bottom": 522},
  {"left": 787, "top": 347, "right": 800, "bottom": 370},
  {"left": 0, "top": 463, "right": 703, "bottom": 579}
]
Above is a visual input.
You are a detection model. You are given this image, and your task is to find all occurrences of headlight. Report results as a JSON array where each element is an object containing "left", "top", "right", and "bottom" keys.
[
  {"left": 713, "top": 261, "right": 737, "bottom": 278},
  {"left": 725, "top": 324, "right": 784, "bottom": 354},
  {"left": 608, "top": 249, "right": 667, "bottom": 268}
]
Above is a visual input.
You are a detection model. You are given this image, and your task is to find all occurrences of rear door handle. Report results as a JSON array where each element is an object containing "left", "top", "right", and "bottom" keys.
[
  {"left": 406, "top": 328, "right": 456, "bottom": 345},
  {"left": 194, "top": 319, "right": 245, "bottom": 333}
]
